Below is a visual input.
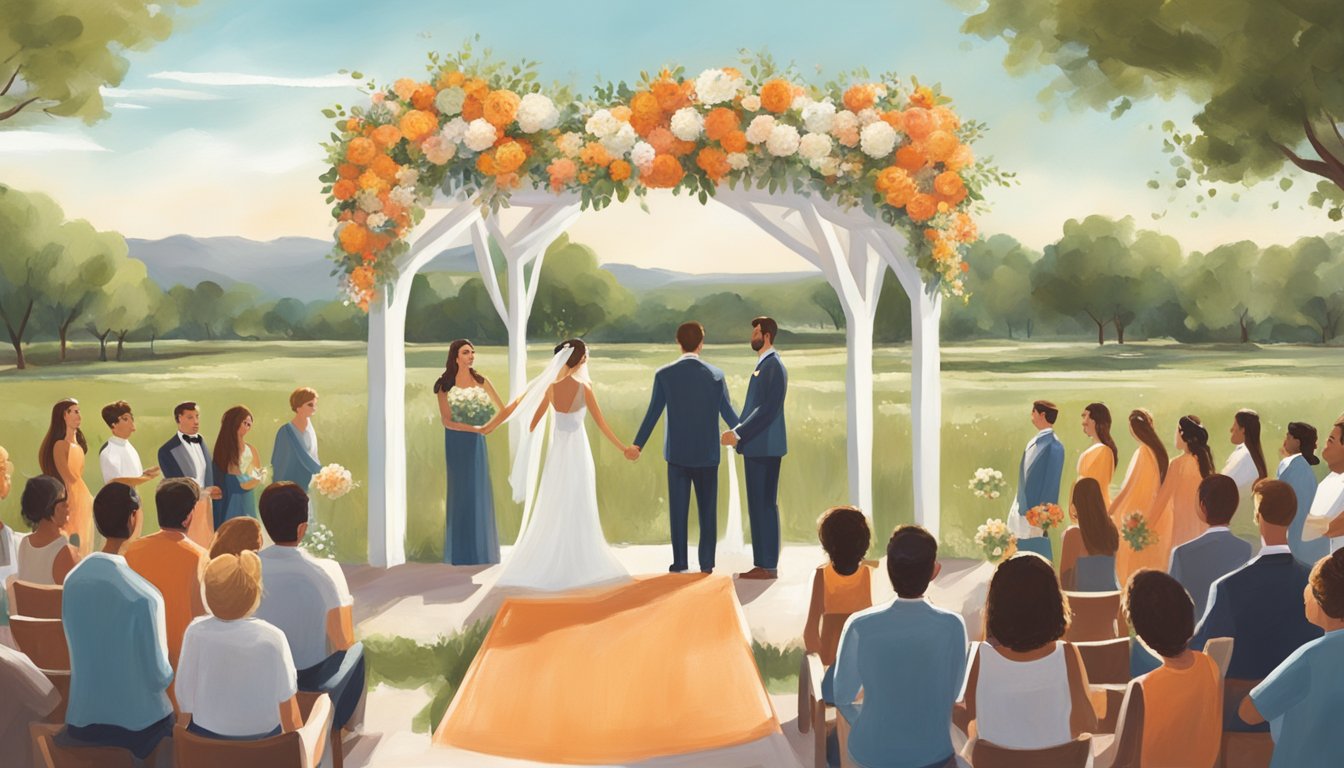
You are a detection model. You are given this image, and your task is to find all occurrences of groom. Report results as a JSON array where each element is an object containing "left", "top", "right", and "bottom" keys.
[
  {"left": 1008, "top": 399, "right": 1065, "bottom": 559},
  {"left": 629, "top": 322, "right": 740, "bottom": 574}
]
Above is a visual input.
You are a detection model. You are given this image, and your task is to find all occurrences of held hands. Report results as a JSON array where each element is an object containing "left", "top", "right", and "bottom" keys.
[
  {"left": 624, "top": 445, "right": 641, "bottom": 462},
  {"left": 720, "top": 430, "right": 739, "bottom": 447}
]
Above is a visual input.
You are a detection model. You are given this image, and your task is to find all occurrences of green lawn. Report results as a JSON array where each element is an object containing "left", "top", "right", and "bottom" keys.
[{"left": 2, "top": 339, "right": 1340, "bottom": 561}]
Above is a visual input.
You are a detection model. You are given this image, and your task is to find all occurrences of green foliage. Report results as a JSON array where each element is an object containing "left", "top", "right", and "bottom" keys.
[
  {"left": 363, "top": 619, "right": 494, "bottom": 734},
  {"left": 528, "top": 235, "right": 636, "bottom": 340}
]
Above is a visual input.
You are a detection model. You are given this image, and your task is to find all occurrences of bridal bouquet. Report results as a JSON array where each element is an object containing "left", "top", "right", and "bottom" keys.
[
  {"left": 312, "top": 463, "right": 358, "bottom": 500},
  {"left": 1025, "top": 503, "right": 1065, "bottom": 535},
  {"left": 1121, "top": 511, "right": 1156, "bottom": 552},
  {"left": 975, "top": 517, "right": 1016, "bottom": 562},
  {"left": 448, "top": 387, "right": 496, "bottom": 427},
  {"left": 968, "top": 467, "right": 1007, "bottom": 500}
]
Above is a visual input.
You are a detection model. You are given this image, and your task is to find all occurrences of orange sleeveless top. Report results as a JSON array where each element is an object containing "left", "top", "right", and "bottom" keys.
[
  {"left": 1138, "top": 652, "right": 1221, "bottom": 768},
  {"left": 819, "top": 564, "right": 873, "bottom": 665}
]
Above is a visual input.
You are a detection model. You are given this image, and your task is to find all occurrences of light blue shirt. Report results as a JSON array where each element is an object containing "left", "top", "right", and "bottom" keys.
[
  {"left": 1251, "top": 628, "right": 1344, "bottom": 767},
  {"left": 61, "top": 553, "right": 173, "bottom": 729},
  {"left": 834, "top": 598, "right": 969, "bottom": 768}
]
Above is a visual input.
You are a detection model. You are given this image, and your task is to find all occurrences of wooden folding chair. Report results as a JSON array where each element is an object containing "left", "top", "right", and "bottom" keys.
[
  {"left": 29, "top": 723, "right": 137, "bottom": 768},
  {"left": 10, "top": 580, "right": 64, "bottom": 619},
  {"left": 1203, "top": 637, "right": 1234, "bottom": 680},
  {"left": 971, "top": 734, "right": 1093, "bottom": 768},
  {"left": 9, "top": 616, "right": 70, "bottom": 671},
  {"left": 1075, "top": 637, "right": 1131, "bottom": 733},
  {"left": 1219, "top": 678, "right": 1272, "bottom": 768},
  {"left": 1063, "top": 591, "right": 1123, "bottom": 642},
  {"left": 797, "top": 653, "right": 829, "bottom": 768},
  {"left": 174, "top": 691, "right": 333, "bottom": 768}
]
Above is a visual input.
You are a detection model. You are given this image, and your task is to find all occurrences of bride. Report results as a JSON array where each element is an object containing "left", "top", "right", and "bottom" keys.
[{"left": 480, "top": 339, "right": 631, "bottom": 592}]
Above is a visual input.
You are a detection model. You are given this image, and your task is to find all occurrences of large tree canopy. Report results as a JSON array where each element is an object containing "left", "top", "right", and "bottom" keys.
[{"left": 961, "top": 0, "right": 1344, "bottom": 219}]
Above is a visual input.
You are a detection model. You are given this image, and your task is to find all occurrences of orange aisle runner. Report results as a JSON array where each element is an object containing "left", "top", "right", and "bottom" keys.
[{"left": 433, "top": 573, "right": 780, "bottom": 764}]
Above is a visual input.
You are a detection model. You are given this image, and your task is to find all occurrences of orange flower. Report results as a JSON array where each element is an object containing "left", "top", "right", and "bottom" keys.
[
  {"left": 630, "top": 91, "right": 662, "bottom": 134},
  {"left": 353, "top": 210, "right": 368, "bottom": 226},
  {"left": 652, "top": 74, "right": 691, "bottom": 112},
  {"left": 337, "top": 163, "right": 361, "bottom": 180},
  {"left": 670, "top": 138, "right": 697, "bottom": 157},
  {"left": 960, "top": 261, "right": 970, "bottom": 273},
  {"left": 443, "top": 71, "right": 466, "bottom": 88},
  {"left": 548, "top": 157, "right": 578, "bottom": 189},
  {"left": 932, "top": 105, "right": 960, "bottom": 132},
  {"left": 399, "top": 109, "right": 438, "bottom": 142},
  {"left": 895, "top": 145, "right": 926, "bottom": 173},
  {"left": 923, "top": 130, "right": 958, "bottom": 163},
  {"left": 903, "top": 108, "right": 934, "bottom": 140},
  {"left": 910, "top": 86, "right": 935, "bottom": 110},
  {"left": 496, "top": 172, "right": 521, "bottom": 189},
  {"left": 880, "top": 110, "right": 904, "bottom": 131},
  {"left": 476, "top": 152, "right": 498, "bottom": 176},
  {"left": 462, "top": 78, "right": 489, "bottom": 100},
  {"left": 611, "top": 105, "right": 632, "bottom": 123},
  {"left": 720, "top": 130, "right": 748, "bottom": 153},
  {"left": 332, "top": 179, "right": 357, "bottom": 201},
  {"left": 647, "top": 126, "right": 677, "bottom": 155},
  {"left": 346, "top": 137, "right": 377, "bottom": 166},
  {"left": 344, "top": 118, "right": 361, "bottom": 132},
  {"left": 392, "top": 78, "right": 419, "bottom": 101},
  {"left": 643, "top": 153, "right": 685, "bottom": 188},
  {"left": 879, "top": 168, "right": 917, "bottom": 207},
  {"left": 371, "top": 124, "right": 402, "bottom": 150},
  {"left": 937, "top": 187, "right": 969, "bottom": 207},
  {"left": 703, "top": 107, "right": 740, "bottom": 141},
  {"left": 696, "top": 147, "right": 731, "bottom": 181},
  {"left": 483, "top": 89, "right": 521, "bottom": 127},
  {"left": 494, "top": 141, "right": 528, "bottom": 174},
  {"left": 412, "top": 85, "right": 437, "bottom": 111},
  {"left": 358, "top": 170, "right": 388, "bottom": 193},
  {"left": 723, "top": 66, "right": 743, "bottom": 79},
  {"left": 339, "top": 223, "right": 369, "bottom": 254},
  {"left": 351, "top": 265, "right": 376, "bottom": 290},
  {"left": 843, "top": 84, "right": 876, "bottom": 113},
  {"left": 370, "top": 154, "right": 401, "bottom": 182},
  {"left": 760, "top": 79, "right": 794, "bottom": 113},
  {"left": 953, "top": 212, "right": 978, "bottom": 243},
  {"left": 609, "top": 159, "right": 632, "bottom": 181},
  {"left": 946, "top": 144, "right": 975, "bottom": 172},
  {"left": 580, "top": 141, "right": 613, "bottom": 168},
  {"left": 461, "top": 97, "right": 484, "bottom": 121},
  {"left": 906, "top": 193, "right": 937, "bottom": 222},
  {"left": 383, "top": 200, "right": 405, "bottom": 222},
  {"left": 578, "top": 170, "right": 593, "bottom": 185},
  {"left": 934, "top": 171, "right": 965, "bottom": 197}
]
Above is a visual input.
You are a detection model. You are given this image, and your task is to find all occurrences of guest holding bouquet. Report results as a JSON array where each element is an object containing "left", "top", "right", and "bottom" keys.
[
  {"left": 272, "top": 388, "right": 323, "bottom": 515},
  {"left": 212, "top": 406, "right": 265, "bottom": 528},
  {"left": 1114, "top": 409, "right": 1170, "bottom": 583}
]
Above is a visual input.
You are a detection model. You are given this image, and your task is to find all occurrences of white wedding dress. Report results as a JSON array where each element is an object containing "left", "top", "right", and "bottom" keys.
[{"left": 494, "top": 393, "right": 629, "bottom": 592}]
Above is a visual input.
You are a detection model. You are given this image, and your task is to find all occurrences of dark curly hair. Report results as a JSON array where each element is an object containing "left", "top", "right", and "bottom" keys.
[
  {"left": 818, "top": 506, "right": 870, "bottom": 576},
  {"left": 985, "top": 553, "right": 1070, "bottom": 652},
  {"left": 1125, "top": 569, "right": 1196, "bottom": 658},
  {"left": 1310, "top": 550, "right": 1344, "bottom": 620},
  {"left": 20, "top": 475, "right": 66, "bottom": 530}
]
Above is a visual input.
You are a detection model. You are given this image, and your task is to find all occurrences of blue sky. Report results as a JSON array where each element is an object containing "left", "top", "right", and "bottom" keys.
[{"left": 1, "top": 0, "right": 1337, "bottom": 273}]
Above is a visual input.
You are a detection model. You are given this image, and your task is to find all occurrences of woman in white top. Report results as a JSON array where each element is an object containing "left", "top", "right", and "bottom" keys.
[
  {"left": 14, "top": 476, "right": 79, "bottom": 586},
  {"left": 961, "top": 553, "right": 1096, "bottom": 751},
  {"left": 177, "top": 551, "right": 299, "bottom": 740},
  {"left": 1222, "top": 409, "right": 1269, "bottom": 494}
]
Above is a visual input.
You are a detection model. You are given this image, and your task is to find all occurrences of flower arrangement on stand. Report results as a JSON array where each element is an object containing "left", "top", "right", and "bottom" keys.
[
  {"left": 975, "top": 518, "right": 1016, "bottom": 563},
  {"left": 1121, "top": 511, "right": 1156, "bottom": 552},
  {"left": 968, "top": 467, "right": 1007, "bottom": 500},
  {"left": 1025, "top": 503, "right": 1065, "bottom": 536}
]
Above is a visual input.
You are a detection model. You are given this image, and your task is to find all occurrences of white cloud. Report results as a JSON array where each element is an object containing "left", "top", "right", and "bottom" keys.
[
  {"left": 149, "top": 71, "right": 355, "bottom": 89},
  {"left": 103, "top": 86, "right": 223, "bottom": 101},
  {"left": 0, "top": 131, "right": 109, "bottom": 154},
  {"left": 112, "top": 103, "right": 149, "bottom": 110}
]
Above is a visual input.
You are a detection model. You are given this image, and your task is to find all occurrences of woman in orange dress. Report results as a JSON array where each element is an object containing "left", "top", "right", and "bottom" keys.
[
  {"left": 1077, "top": 403, "right": 1118, "bottom": 506},
  {"left": 1113, "top": 409, "right": 1170, "bottom": 584},
  {"left": 1152, "top": 416, "right": 1217, "bottom": 554},
  {"left": 39, "top": 398, "right": 94, "bottom": 555}
]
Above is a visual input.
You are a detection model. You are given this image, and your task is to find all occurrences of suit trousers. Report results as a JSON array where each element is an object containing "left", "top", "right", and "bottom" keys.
[
  {"left": 744, "top": 456, "right": 782, "bottom": 570},
  {"left": 297, "top": 642, "right": 366, "bottom": 731},
  {"left": 668, "top": 463, "right": 718, "bottom": 570}
]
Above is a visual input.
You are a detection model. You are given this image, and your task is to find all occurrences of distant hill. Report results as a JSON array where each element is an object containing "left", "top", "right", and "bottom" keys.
[{"left": 601, "top": 263, "right": 818, "bottom": 292}]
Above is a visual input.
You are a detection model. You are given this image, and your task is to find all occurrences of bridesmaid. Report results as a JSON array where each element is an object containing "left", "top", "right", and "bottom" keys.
[
  {"left": 211, "top": 406, "right": 263, "bottom": 529},
  {"left": 1113, "top": 409, "right": 1170, "bottom": 583},
  {"left": 435, "top": 339, "right": 508, "bottom": 565},
  {"left": 1152, "top": 415, "right": 1217, "bottom": 553},
  {"left": 1078, "top": 403, "right": 1118, "bottom": 505},
  {"left": 1222, "top": 409, "right": 1269, "bottom": 497},
  {"left": 1279, "top": 421, "right": 1327, "bottom": 567},
  {"left": 38, "top": 399, "right": 94, "bottom": 555},
  {"left": 1059, "top": 478, "right": 1120, "bottom": 592}
]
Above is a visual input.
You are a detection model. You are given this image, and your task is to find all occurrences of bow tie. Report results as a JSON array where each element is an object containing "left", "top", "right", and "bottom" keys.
[{"left": 182, "top": 435, "right": 203, "bottom": 445}]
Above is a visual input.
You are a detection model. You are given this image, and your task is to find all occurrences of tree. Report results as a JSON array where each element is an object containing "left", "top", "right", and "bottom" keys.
[
  {"left": 43, "top": 219, "right": 121, "bottom": 360},
  {"left": 85, "top": 260, "right": 149, "bottom": 361},
  {"left": 963, "top": 1, "right": 1344, "bottom": 219},
  {"left": 528, "top": 235, "right": 635, "bottom": 340},
  {"left": 809, "top": 283, "right": 845, "bottom": 331},
  {"left": 1268, "top": 237, "right": 1344, "bottom": 344},
  {"left": 0, "top": 185, "right": 62, "bottom": 368},
  {"left": 1180, "top": 241, "right": 1260, "bottom": 342},
  {"left": 0, "top": 1, "right": 196, "bottom": 125},
  {"left": 965, "top": 234, "right": 1038, "bottom": 339},
  {"left": 141, "top": 281, "right": 178, "bottom": 353}
]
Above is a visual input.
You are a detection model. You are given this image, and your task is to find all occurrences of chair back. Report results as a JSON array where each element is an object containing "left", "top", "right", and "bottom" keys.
[
  {"left": 10, "top": 616, "right": 70, "bottom": 670},
  {"left": 971, "top": 735, "right": 1093, "bottom": 768},
  {"left": 173, "top": 691, "right": 333, "bottom": 768},
  {"left": 44, "top": 670, "right": 71, "bottom": 723},
  {"left": 1203, "top": 637, "right": 1234, "bottom": 680},
  {"left": 11, "top": 580, "right": 64, "bottom": 618},
  {"left": 29, "top": 723, "right": 136, "bottom": 768},
  {"left": 1074, "top": 637, "right": 1130, "bottom": 684},
  {"left": 1063, "top": 591, "right": 1122, "bottom": 642}
]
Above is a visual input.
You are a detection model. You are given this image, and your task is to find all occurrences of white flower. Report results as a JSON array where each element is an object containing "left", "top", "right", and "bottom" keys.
[
  {"left": 601, "top": 122, "right": 638, "bottom": 156},
  {"left": 860, "top": 121, "right": 898, "bottom": 158},
  {"left": 991, "top": 547, "right": 1003, "bottom": 557},
  {"left": 395, "top": 167, "right": 419, "bottom": 187},
  {"left": 791, "top": 94, "right": 813, "bottom": 112},
  {"left": 440, "top": 117, "right": 469, "bottom": 144},
  {"left": 802, "top": 101, "right": 836, "bottom": 134},
  {"left": 694, "top": 68, "right": 742, "bottom": 105},
  {"left": 727, "top": 152, "right": 750, "bottom": 170},
  {"left": 390, "top": 185, "right": 417, "bottom": 208},
  {"left": 585, "top": 108, "right": 619, "bottom": 139},
  {"left": 367, "top": 213, "right": 388, "bottom": 228},
  {"left": 817, "top": 156, "right": 839, "bottom": 176},
  {"left": 516, "top": 92, "right": 560, "bottom": 133},
  {"left": 745, "top": 114, "right": 777, "bottom": 144},
  {"left": 857, "top": 108, "right": 880, "bottom": 126},
  {"left": 556, "top": 131, "right": 584, "bottom": 158},
  {"left": 463, "top": 118, "right": 497, "bottom": 152},
  {"left": 670, "top": 107, "right": 704, "bottom": 141},
  {"left": 766, "top": 124, "right": 801, "bottom": 157},
  {"left": 831, "top": 110, "right": 859, "bottom": 136},
  {"left": 631, "top": 141, "right": 656, "bottom": 171},
  {"left": 355, "top": 189, "right": 383, "bottom": 213},
  {"left": 741, "top": 94, "right": 762, "bottom": 112},
  {"left": 798, "top": 132, "right": 833, "bottom": 163},
  {"left": 434, "top": 86, "right": 466, "bottom": 116}
]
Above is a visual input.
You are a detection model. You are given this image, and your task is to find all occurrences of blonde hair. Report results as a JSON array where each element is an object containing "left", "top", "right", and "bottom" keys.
[
  {"left": 203, "top": 552, "right": 263, "bottom": 621},
  {"left": 209, "top": 517, "right": 264, "bottom": 559},
  {"left": 0, "top": 444, "right": 12, "bottom": 473},
  {"left": 289, "top": 387, "right": 318, "bottom": 412}
]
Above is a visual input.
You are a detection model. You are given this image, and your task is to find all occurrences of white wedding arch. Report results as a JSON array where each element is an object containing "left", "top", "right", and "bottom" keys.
[{"left": 364, "top": 186, "right": 944, "bottom": 567}]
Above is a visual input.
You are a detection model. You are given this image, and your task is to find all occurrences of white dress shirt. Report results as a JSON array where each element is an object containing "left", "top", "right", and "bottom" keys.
[
  {"left": 99, "top": 436, "right": 144, "bottom": 485},
  {"left": 732, "top": 348, "right": 778, "bottom": 438},
  {"left": 177, "top": 431, "right": 208, "bottom": 486},
  {"left": 1221, "top": 444, "right": 1260, "bottom": 491},
  {"left": 1303, "top": 471, "right": 1344, "bottom": 552}
]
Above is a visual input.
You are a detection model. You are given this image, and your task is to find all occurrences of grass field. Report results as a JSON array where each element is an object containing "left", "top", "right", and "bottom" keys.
[{"left": 2, "top": 339, "right": 1341, "bottom": 561}]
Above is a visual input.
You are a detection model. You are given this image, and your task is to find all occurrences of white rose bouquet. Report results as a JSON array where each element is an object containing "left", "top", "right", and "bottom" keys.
[
  {"left": 312, "top": 463, "right": 357, "bottom": 500},
  {"left": 447, "top": 387, "right": 496, "bottom": 427},
  {"left": 968, "top": 467, "right": 1007, "bottom": 500},
  {"left": 975, "top": 518, "right": 1017, "bottom": 563}
]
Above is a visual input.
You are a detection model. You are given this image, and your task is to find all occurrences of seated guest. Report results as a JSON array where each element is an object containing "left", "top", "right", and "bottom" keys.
[
  {"left": 1240, "top": 549, "right": 1344, "bottom": 768},
  {"left": 0, "top": 446, "right": 18, "bottom": 624},
  {"left": 124, "top": 478, "right": 209, "bottom": 669},
  {"left": 0, "top": 643, "right": 61, "bottom": 768},
  {"left": 833, "top": 525, "right": 967, "bottom": 768},
  {"left": 15, "top": 476, "right": 79, "bottom": 585},
  {"left": 802, "top": 506, "right": 874, "bottom": 704},
  {"left": 1169, "top": 474, "right": 1251, "bottom": 619},
  {"left": 59, "top": 483, "right": 174, "bottom": 761},
  {"left": 1058, "top": 477, "right": 1120, "bottom": 591},
  {"left": 1193, "top": 478, "right": 1322, "bottom": 731},
  {"left": 210, "top": 516, "right": 264, "bottom": 559},
  {"left": 962, "top": 553, "right": 1096, "bottom": 750},
  {"left": 177, "top": 552, "right": 300, "bottom": 740},
  {"left": 255, "top": 482, "right": 364, "bottom": 734}
]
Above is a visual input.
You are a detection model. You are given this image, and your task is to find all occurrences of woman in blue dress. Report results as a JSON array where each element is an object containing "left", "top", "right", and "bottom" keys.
[
  {"left": 434, "top": 339, "right": 508, "bottom": 565},
  {"left": 212, "top": 405, "right": 263, "bottom": 529}
]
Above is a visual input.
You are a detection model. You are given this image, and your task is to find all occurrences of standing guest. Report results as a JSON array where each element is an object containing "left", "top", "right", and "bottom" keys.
[
  {"left": 1007, "top": 400, "right": 1066, "bottom": 560},
  {"left": 158, "top": 401, "right": 223, "bottom": 496},
  {"left": 1302, "top": 419, "right": 1344, "bottom": 553},
  {"left": 272, "top": 387, "right": 323, "bottom": 508},
  {"left": 722, "top": 316, "right": 789, "bottom": 580},
  {"left": 1169, "top": 474, "right": 1252, "bottom": 619},
  {"left": 962, "top": 553, "right": 1097, "bottom": 751},
  {"left": 1222, "top": 409, "right": 1270, "bottom": 498},
  {"left": 97, "top": 401, "right": 160, "bottom": 487},
  {"left": 177, "top": 552, "right": 301, "bottom": 740},
  {"left": 15, "top": 476, "right": 79, "bottom": 585},
  {"left": 255, "top": 482, "right": 365, "bottom": 734},
  {"left": 209, "top": 516, "right": 264, "bottom": 559},
  {"left": 58, "top": 482, "right": 174, "bottom": 762},
  {"left": 1240, "top": 549, "right": 1344, "bottom": 768},
  {"left": 802, "top": 506, "right": 874, "bottom": 705},
  {"left": 1154, "top": 415, "right": 1217, "bottom": 551},
  {"left": 39, "top": 398, "right": 93, "bottom": 555},
  {"left": 1077, "top": 403, "right": 1118, "bottom": 506},
  {"left": 834, "top": 525, "right": 967, "bottom": 768},
  {"left": 1113, "top": 409, "right": 1170, "bottom": 583},
  {"left": 212, "top": 405, "right": 265, "bottom": 529},
  {"left": 1279, "top": 421, "right": 1326, "bottom": 566},
  {"left": 124, "top": 478, "right": 209, "bottom": 670},
  {"left": 1194, "top": 479, "right": 1321, "bottom": 731},
  {"left": 1059, "top": 478, "right": 1120, "bottom": 592}
]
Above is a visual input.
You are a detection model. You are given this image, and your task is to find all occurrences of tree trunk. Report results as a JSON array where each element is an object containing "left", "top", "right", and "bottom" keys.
[
  {"left": 1115, "top": 323, "right": 1127, "bottom": 344},
  {"left": 90, "top": 329, "right": 111, "bottom": 362},
  {"left": 1239, "top": 310, "right": 1250, "bottom": 344},
  {"left": 150, "top": 331, "right": 156, "bottom": 354},
  {"left": 1, "top": 299, "right": 33, "bottom": 370},
  {"left": 1026, "top": 318, "right": 1034, "bottom": 339},
  {"left": 1004, "top": 320, "right": 1015, "bottom": 339},
  {"left": 115, "top": 330, "right": 128, "bottom": 361},
  {"left": 57, "top": 306, "right": 80, "bottom": 362}
]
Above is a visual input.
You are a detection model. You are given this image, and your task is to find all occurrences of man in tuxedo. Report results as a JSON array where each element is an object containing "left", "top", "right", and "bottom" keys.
[
  {"left": 1008, "top": 399, "right": 1065, "bottom": 559},
  {"left": 1169, "top": 474, "right": 1252, "bottom": 618},
  {"left": 628, "top": 322, "right": 739, "bottom": 574},
  {"left": 157, "top": 402, "right": 222, "bottom": 503},
  {"left": 722, "top": 317, "right": 787, "bottom": 580}
]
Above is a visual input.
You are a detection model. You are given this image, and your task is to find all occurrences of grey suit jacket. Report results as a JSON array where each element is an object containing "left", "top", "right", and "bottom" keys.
[{"left": 1170, "top": 529, "right": 1252, "bottom": 620}]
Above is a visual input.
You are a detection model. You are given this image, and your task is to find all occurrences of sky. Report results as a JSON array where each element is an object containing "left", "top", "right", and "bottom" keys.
[{"left": 1, "top": 0, "right": 1339, "bottom": 274}]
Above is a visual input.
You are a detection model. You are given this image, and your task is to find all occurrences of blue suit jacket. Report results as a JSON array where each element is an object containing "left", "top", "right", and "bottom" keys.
[
  {"left": 1280, "top": 455, "right": 1328, "bottom": 567},
  {"left": 735, "top": 352, "right": 787, "bottom": 458},
  {"left": 1016, "top": 429, "right": 1065, "bottom": 511},
  {"left": 157, "top": 434, "right": 214, "bottom": 489},
  {"left": 634, "top": 356, "right": 739, "bottom": 468},
  {"left": 1169, "top": 529, "right": 1252, "bottom": 620},
  {"left": 1193, "top": 552, "right": 1322, "bottom": 680}
]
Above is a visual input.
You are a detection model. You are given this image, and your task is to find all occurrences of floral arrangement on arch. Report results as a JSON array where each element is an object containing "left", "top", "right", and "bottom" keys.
[{"left": 320, "top": 42, "right": 1002, "bottom": 311}]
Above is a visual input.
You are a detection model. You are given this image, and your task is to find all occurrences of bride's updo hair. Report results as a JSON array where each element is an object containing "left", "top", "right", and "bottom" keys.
[{"left": 555, "top": 339, "right": 586, "bottom": 368}]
